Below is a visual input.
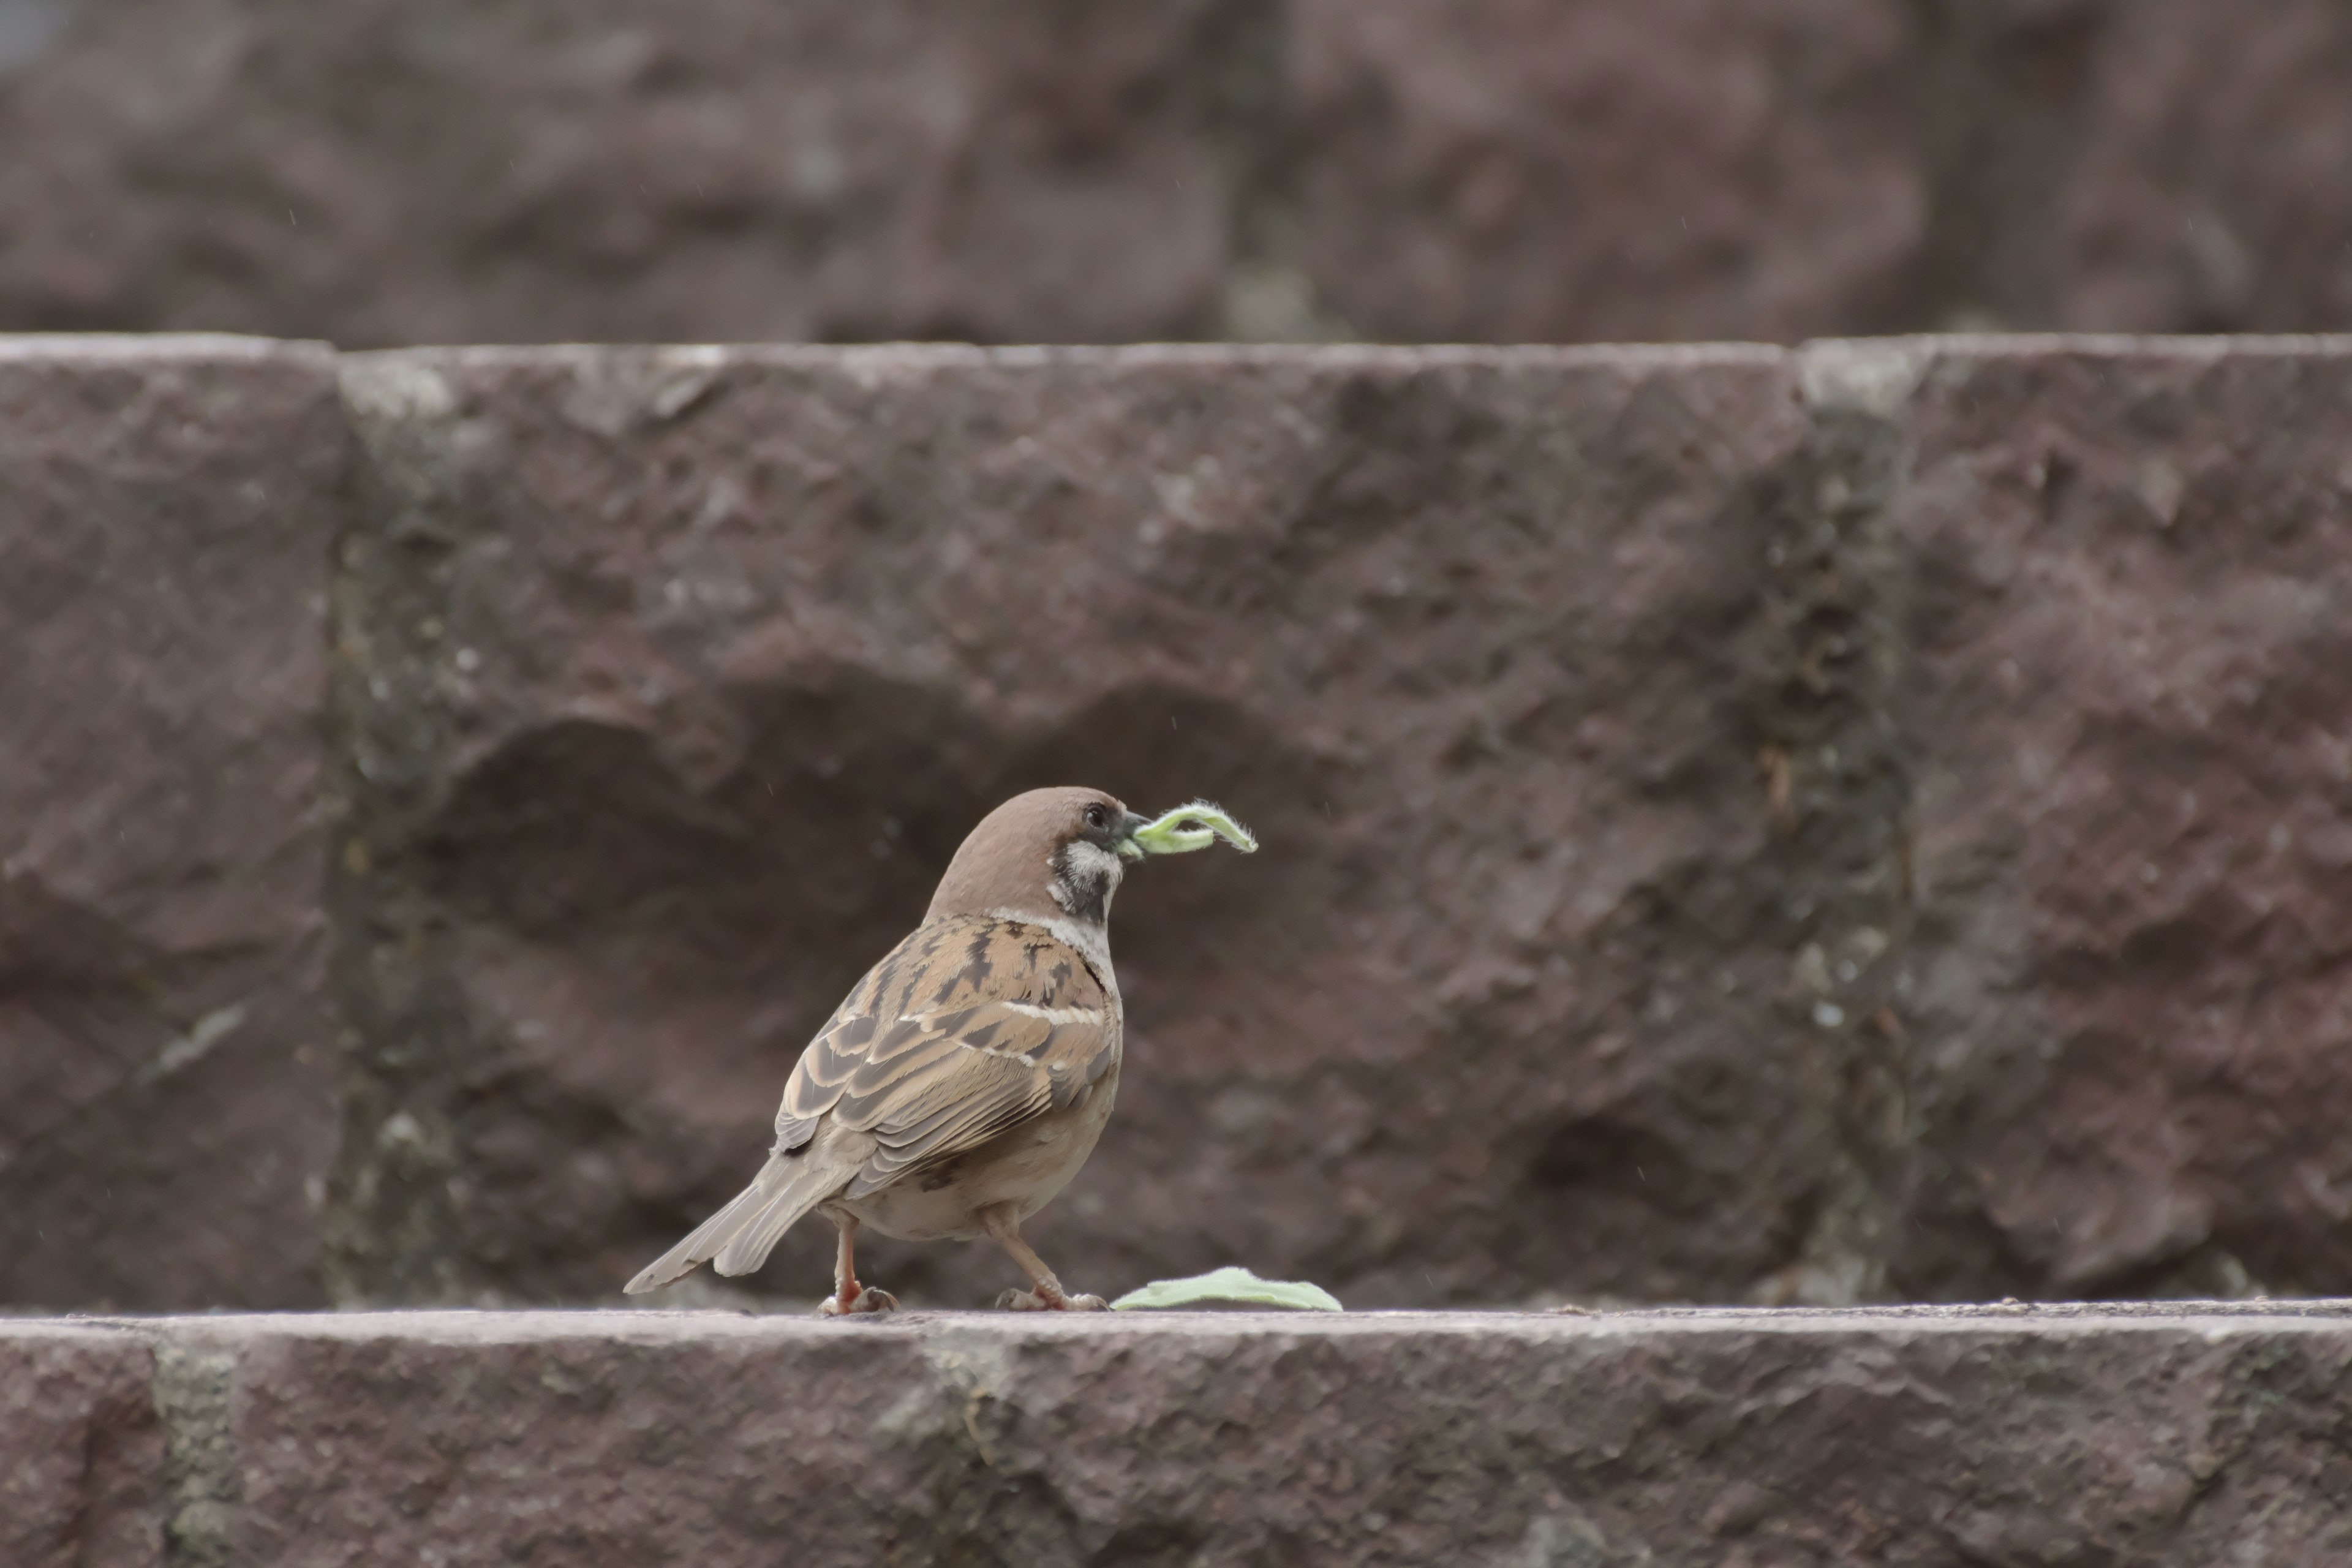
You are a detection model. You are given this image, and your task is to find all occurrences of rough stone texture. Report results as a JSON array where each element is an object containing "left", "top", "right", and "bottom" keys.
[
  {"left": 0, "top": 1324, "right": 162, "bottom": 1568},
  {"left": 320, "top": 342, "right": 1938, "bottom": 1311},
  {"left": 0, "top": 0, "right": 1267, "bottom": 347},
  {"left": 0, "top": 336, "right": 345, "bottom": 1310},
  {"left": 1918, "top": 0, "right": 2352, "bottom": 335},
  {"left": 1294, "top": 0, "right": 1927, "bottom": 345},
  {"left": 9, "top": 332, "right": 2352, "bottom": 1322},
  {"left": 10, "top": 1305, "right": 2345, "bottom": 1566},
  {"left": 1844, "top": 337, "right": 2352, "bottom": 1300}
]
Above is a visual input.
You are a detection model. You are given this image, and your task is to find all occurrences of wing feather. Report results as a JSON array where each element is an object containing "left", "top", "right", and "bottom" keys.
[{"left": 765, "top": 914, "right": 1118, "bottom": 1196}]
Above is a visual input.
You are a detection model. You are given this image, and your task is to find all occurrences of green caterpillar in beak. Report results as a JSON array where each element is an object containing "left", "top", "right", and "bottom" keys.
[{"left": 1121, "top": 801, "right": 1259, "bottom": 861}]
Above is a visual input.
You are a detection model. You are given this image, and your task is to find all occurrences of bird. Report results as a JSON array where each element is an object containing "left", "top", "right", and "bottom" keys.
[{"left": 624, "top": 785, "right": 1256, "bottom": 1313}]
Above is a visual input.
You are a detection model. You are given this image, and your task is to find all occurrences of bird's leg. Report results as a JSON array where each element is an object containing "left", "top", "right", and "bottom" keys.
[
  {"left": 980, "top": 1202, "right": 1106, "bottom": 1311},
  {"left": 830, "top": 1212, "right": 861, "bottom": 1308},
  {"left": 817, "top": 1209, "right": 897, "bottom": 1316}
]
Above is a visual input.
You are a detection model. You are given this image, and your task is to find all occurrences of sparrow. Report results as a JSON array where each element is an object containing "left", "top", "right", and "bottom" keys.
[{"left": 625, "top": 786, "right": 1256, "bottom": 1313}]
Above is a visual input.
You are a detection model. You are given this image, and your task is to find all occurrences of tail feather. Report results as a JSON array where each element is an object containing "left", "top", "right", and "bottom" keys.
[
  {"left": 624, "top": 1150, "right": 845, "bottom": 1295},
  {"left": 711, "top": 1164, "right": 839, "bottom": 1278}
]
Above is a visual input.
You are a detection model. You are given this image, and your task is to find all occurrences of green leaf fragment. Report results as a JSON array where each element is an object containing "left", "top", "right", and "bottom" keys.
[{"left": 1109, "top": 1266, "right": 1341, "bottom": 1313}]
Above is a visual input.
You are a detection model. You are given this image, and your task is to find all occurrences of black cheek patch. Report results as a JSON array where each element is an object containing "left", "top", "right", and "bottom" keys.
[
  {"left": 1051, "top": 846, "right": 1112, "bottom": 925},
  {"left": 1063, "top": 879, "right": 1109, "bottom": 925}
]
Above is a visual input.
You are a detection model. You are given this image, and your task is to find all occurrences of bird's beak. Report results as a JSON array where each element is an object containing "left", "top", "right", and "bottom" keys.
[
  {"left": 1113, "top": 810, "right": 1155, "bottom": 861},
  {"left": 1118, "top": 801, "right": 1259, "bottom": 861}
]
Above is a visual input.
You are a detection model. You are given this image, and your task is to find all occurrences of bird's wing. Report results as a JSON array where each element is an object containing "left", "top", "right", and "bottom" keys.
[{"left": 772, "top": 914, "right": 1117, "bottom": 1199}]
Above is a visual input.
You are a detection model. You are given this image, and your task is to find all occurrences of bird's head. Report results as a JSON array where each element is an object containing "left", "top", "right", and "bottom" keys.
[{"left": 925, "top": 787, "right": 1256, "bottom": 933}]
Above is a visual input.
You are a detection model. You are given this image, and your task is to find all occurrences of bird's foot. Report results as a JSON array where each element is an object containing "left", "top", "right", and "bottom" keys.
[
  {"left": 997, "top": 1286, "right": 1107, "bottom": 1312},
  {"left": 819, "top": 1284, "right": 899, "bottom": 1316}
]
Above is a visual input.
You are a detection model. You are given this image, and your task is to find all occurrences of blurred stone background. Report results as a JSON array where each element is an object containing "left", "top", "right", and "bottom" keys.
[
  {"left": 1, "top": 0, "right": 2349, "bottom": 349},
  {"left": 0, "top": 0, "right": 2348, "bottom": 1317}
]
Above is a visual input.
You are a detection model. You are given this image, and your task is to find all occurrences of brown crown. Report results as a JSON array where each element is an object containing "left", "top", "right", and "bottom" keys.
[{"left": 924, "top": 786, "right": 1126, "bottom": 924}]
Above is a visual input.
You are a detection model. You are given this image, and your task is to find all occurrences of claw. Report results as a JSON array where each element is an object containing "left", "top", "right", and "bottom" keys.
[
  {"left": 819, "top": 1285, "right": 899, "bottom": 1316},
  {"left": 997, "top": 1287, "right": 1107, "bottom": 1312}
]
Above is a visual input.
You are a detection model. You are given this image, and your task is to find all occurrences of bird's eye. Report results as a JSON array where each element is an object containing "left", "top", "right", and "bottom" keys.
[{"left": 1085, "top": 805, "right": 1108, "bottom": 830}]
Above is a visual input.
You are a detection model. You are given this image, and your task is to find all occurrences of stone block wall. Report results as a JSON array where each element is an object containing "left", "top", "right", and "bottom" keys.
[
  {"left": 2, "top": 2, "right": 2351, "bottom": 346},
  {"left": 325, "top": 343, "right": 1845, "bottom": 1310},
  {"left": 1, "top": 336, "right": 2350, "bottom": 1313},
  {"left": 0, "top": 337, "right": 344, "bottom": 1311},
  {"left": 1877, "top": 342, "right": 2352, "bottom": 1298}
]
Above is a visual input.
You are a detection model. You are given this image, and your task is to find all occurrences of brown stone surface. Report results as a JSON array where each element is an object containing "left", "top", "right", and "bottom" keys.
[
  {"left": 1838, "top": 337, "right": 2352, "bottom": 1297},
  {"left": 1920, "top": 0, "right": 2352, "bottom": 335},
  {"left": 77, "top": 1305, "right": 2352, "bottom": 1566},
  {"left": 0, "top": 1325, "right": 162, "bottom": 1568},
  {"left": 0, "top": 336, "right": 345, "bottom": 1310},
  {"left": 10, "top": 331, "right": 2352, "bottom": 1320},
  {"left": 9, "top": 4, "right": 2352, "bottom": 348},
  {"left": 2056, "top": 1, "right": 2352, "bottom": 333},
  {"left": 321, "top": 342, "right": 1924, "bottom": 1311},
  {"left": 1294, "top": 0, "right": 1926, "bottom": 345},
  {"left": 0, "top": 0, "right": 1251, "bottom": 347}
]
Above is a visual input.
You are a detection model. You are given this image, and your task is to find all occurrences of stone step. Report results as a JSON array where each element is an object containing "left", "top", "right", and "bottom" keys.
[
  {"left": 10, "top": 1303, "right": 2352, "bottom": 1566},
  {"left": 4, "top": 336, "right": 2351, "bottom": 1316}
]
